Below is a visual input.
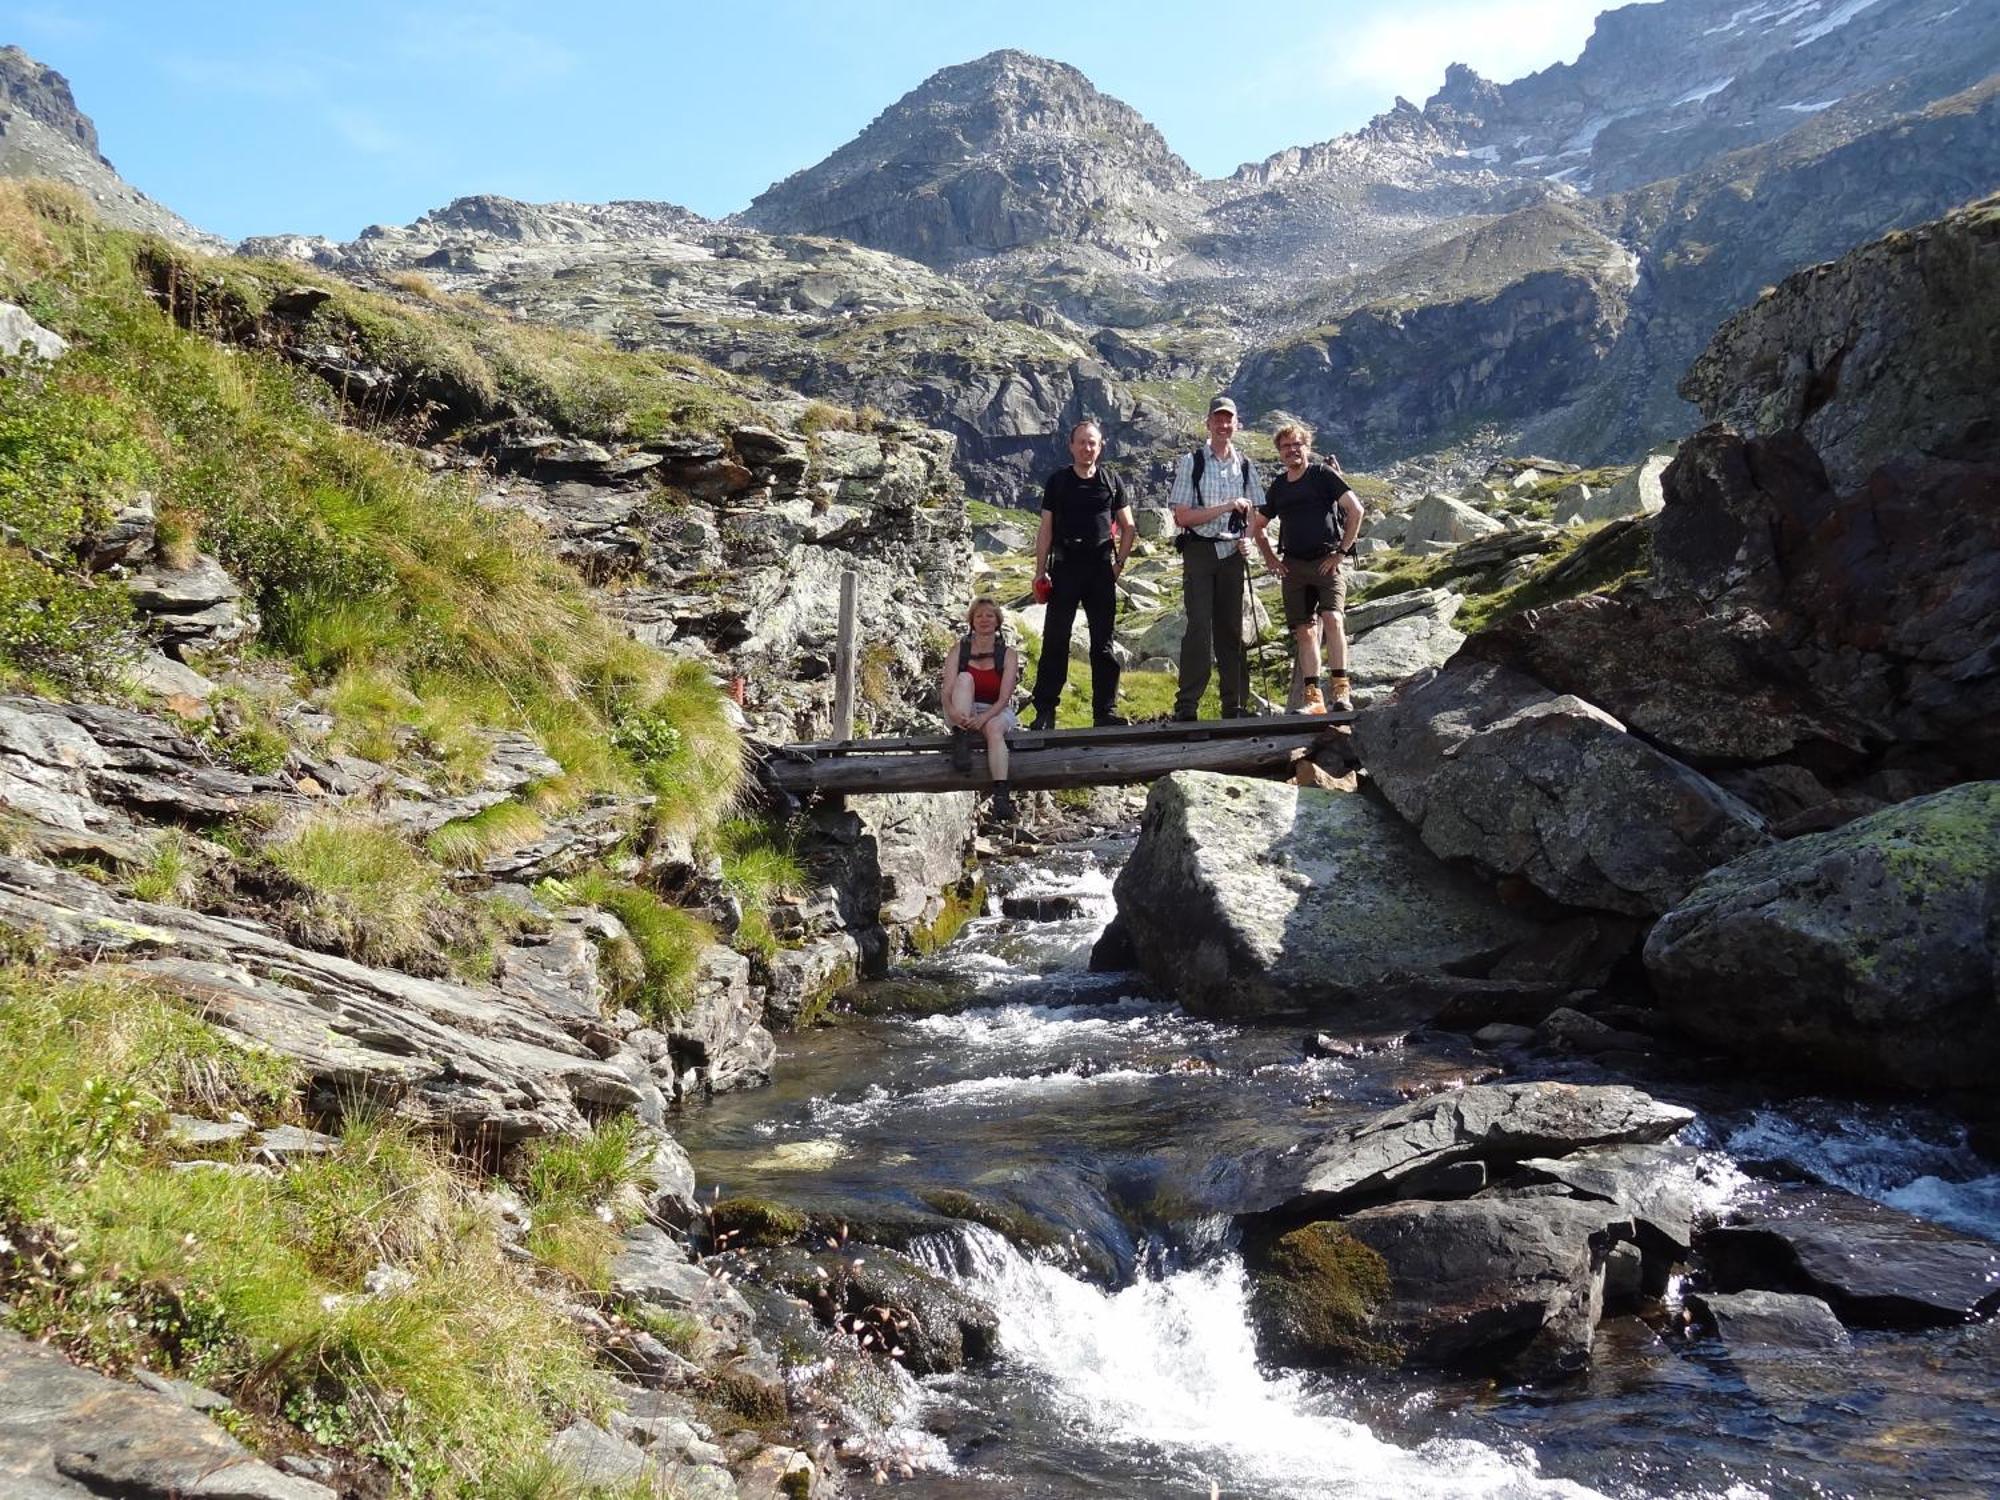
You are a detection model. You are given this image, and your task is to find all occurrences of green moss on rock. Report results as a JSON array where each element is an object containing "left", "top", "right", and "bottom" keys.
[
  {"left": 919, "top": 1189, "right": 1064, "bottom": 1253},
  {"left": 908, "top": 875, "right": 985, "bottom": 957},
  {"left": 1248, "top": 1221, "right": 1400, "bottom": 1368},
  {"left": 709, "top": 1196, "right": 807, "bottom": 1248}
]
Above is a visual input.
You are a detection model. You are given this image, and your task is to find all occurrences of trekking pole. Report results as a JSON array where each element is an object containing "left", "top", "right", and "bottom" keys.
[{"left": 1243, "top": 556, "right": 1277, "bottom": 712}]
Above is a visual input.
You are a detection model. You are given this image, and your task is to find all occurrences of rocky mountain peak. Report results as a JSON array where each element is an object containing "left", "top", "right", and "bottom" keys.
[
  {"left": 740, "top": 49, "right": 1194, "bottom": 264},
  {"left": 1425, "top": 62, "right": 1502, "bottom": 126},
  {"left": 0, "top": 44, "right": 97, "bottom": 156},
  {"left": 0, "top": 45, "right": 219, "bottom": 248}
]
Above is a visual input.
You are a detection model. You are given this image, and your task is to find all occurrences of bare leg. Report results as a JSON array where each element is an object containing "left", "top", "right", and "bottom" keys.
[
  {"left": 1294, "top": 622, "right": 1322, "bottom": 682},
  {"left": 981, "top": 715, "right": 1009, "bottom": 782},
  {"left": 946, "top": 673, "right": 976, "bottom": 726},
  {"left": 1321, "top": 612, "right": 1348, "bottom": 674}
]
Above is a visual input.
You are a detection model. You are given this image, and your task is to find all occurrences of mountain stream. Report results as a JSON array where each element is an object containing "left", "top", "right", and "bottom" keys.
[{"left": 674, "top": 833, "right": 2000, "bottom": 1499}]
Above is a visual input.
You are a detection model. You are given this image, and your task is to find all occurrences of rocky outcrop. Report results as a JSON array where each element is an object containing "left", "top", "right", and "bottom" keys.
[
  {"left": 0, "top": 694, "right": 287, "bottom": 836},
  {"left": 0, "top": 47, "right": 221, "bottom": 247},
  {"left": 1682, "top": 192, "right": 1998, "bottom": 492},
  {"left": 1644, "top": 782, "right": 2000, "bottom": 1092},
  {"left": 0, "top": 855, "right": 684, "bottom": 1141},
  {"left": 1354, "top": 658, "right": 1770, "bottom": 916},
  {"left": 1108, "top": 771, "right": 1591, "bottom": 1019},
  {"left": 0, "top": 1329, "right": 335, "bottom": 1499},
  {"left": 1235, "top": 204, "right": 1638, "bottom": 468}
]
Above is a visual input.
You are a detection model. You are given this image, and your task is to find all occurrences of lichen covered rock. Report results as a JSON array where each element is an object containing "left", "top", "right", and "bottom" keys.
[{"left": 1645, "top": 781, "right": 2000, "bottom": 1091}]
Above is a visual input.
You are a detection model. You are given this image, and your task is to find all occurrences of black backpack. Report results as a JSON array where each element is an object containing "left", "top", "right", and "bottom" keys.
[
  {"left": 1176, "top": 447, "right": 1255, "bottom": 550},
  {"left": 957, "top": 636, "right": 1009, "bottom": 679}
]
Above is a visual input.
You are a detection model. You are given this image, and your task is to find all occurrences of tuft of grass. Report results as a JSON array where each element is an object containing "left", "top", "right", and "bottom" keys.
[
  {"left": 129, "top": 828, "right": 200, "bottom": 906},
  {"left": 566, "top": 870, "right": 713, "bottom": 1024},
  {"left": 263, "top": 813, "right": 454, "bottom": 969},
  {"left": 514, "top": 1115, "right": 649, "bottom": 1289},
  {"left": 427, "top": 799, "right": 549, "bottom": 869},
  {"left": 611, "top": 658, "right": 744, "bottom": 837},
  {"left": 714, "top": 816, "right": 804, "bottom": 963}
]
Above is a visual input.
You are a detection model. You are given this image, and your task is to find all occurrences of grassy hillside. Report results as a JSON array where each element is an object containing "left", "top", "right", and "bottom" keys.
[
  {"left": 0, "top": 180, "right": 741, "bottom": 833},
  {"left": 0, "top": 183, "right": 778, "bottom": 1492}
]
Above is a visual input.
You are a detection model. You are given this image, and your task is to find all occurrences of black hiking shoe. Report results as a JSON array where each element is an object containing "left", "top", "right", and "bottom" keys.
[
  {"left": 1172, "top": 708, "right": 1199, "bottom": 722},
  {"left": 1028, "top": 708, "right": 1056, "bottom": 732},
  {"left": 949, "top": 728, "right": 973, "bottom": 773},
  {"left": 991, "top": 785, "right": 1016, "bottom": 822},
  {"left": 1094, "top": 712, "right": 1130, "bottom": 727}
]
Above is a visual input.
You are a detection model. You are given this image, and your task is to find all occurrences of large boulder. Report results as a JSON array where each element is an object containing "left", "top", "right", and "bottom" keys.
[
  {"left": 1344, "top": 589, "right": 1466, "bottom": 703},
  {"left": 1355, "top": 658, "right": 1770, "bottom": 916},
  {"left": 1246, "top": 1081, "right": 1695, "bottom": 1219},
  {"left": 1248, "top": 1197, "right": 1620, "bottom": 1379},
  {"left": 1554, "top": 455, "right": 1667, "bottom": 525},
  {"left": 1644, "top": 782, "right": 2000, "bottom": 1092},
  {"left": 1701, "top": 1187, "right": 2000, "bottom": 1330},
  {"left": 1108, "top": 772, "right": 1550, "bottom": 1018},
  {"left": 1681, "top": 193, "right": 1999, "bottom": 495},
  {"left": 1403, "top": 491, "right": 1506, "bottom": 546}
]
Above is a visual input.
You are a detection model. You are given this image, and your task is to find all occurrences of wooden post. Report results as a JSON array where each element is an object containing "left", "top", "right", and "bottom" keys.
[{"left": 831, "top": 568, "right": 859, "bottom": 743}]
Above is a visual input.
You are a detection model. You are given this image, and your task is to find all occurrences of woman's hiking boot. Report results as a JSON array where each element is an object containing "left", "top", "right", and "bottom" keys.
[
  {"left": 949, "top": 727, "right": 973, "bottom": 772},
  {"left": 991, "top": 782, "right": 1016, "bottom": 821}
]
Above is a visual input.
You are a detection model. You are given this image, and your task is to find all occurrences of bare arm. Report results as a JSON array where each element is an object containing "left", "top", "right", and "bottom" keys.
[
  {"left": 1033, "top": 509, "right": 1053, "bottom": 581},
  {"left": 1337, "top": 492, "right": 1364, "bottom": 552},
  {"left": 1113, "top": 506, "right": 1136, "bottom": 573}
]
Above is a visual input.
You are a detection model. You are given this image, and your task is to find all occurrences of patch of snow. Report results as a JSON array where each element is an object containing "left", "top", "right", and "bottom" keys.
[
  {"left": 1795, "top": 0, "right": 1884, "bottom": 45},
  {"left": 1546, "top": 165, "right": 1594, "bottom": 191},
  {"left": 1516, "top": 153, "right": 1551, "bottom": 167},
  {"left": 1781, "top": 97, "right": 1843, "bottom": 112},
  {"left": 1560, "top": 114, "right": 1615, "bottom": 154},
  {"left": 1707, "top": 3, "right": 1777, "bottom": 33},
  {"left": 1460, "top": 144, "right": 1500, "bottom": 162},
  {"left": 1674, "top": 77, "right": 1734, "bottom": 105}
]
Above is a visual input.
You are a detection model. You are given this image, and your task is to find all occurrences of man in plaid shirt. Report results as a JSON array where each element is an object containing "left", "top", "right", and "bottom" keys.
[{"left": 1168, "top": 394, "right": 1264, "bottom": 720}]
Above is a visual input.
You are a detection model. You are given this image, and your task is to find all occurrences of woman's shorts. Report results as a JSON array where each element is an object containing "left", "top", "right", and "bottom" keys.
[
  {"left": 1281, "top": 553, "right": 1347, "bottom": 629},
  {"left": 973, "top": 703, "right": 1018, "bottom": 729}
]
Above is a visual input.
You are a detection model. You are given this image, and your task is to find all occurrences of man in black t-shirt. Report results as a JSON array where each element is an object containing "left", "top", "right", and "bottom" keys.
[
  {"left": 1252, "top": 421, "right": 1365, "bottom": 713},
  {"left": 1028, "top": 418, "right": 1136, "bottom": 729}
]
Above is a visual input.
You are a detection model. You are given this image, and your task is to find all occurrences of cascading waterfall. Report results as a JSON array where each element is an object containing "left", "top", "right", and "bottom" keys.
[{"left": 910, "top": 1225, "right": 1614, "bottom": 1500}]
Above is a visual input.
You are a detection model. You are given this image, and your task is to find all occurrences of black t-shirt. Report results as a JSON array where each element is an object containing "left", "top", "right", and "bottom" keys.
[
  {"left": 1259, "top": 465, "right": 1352, "bottom": 558},
  {"left": 1042, "top": 465, "right": 1126, "bottom": 549}
]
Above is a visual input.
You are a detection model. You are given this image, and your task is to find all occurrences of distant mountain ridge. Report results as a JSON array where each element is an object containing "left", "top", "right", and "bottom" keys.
[{"left": 6, "top": 0, "right": 1998, "bottom": 498}]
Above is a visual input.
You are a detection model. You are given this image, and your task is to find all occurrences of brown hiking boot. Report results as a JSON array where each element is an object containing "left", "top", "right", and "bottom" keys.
[
  {"left": 1328, "top": 677, "right": 1354, "bottom": 713},
  {"left": 1300, "top": 683, "right": 1327, "bottom": 716}
]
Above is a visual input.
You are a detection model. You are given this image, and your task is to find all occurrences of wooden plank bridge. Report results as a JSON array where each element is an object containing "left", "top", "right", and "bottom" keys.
[{"left": 765, "top": 712, "right": 1355, "bottom": 797}]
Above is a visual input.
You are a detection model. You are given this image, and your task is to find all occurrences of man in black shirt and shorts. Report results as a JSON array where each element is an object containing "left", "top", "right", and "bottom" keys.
[
  {"left": 1252, "top": 420, "right": 1365, "bottom": 713},
  {"left": 1028, "top": 418, "right": 1136, "bottom": 729}
]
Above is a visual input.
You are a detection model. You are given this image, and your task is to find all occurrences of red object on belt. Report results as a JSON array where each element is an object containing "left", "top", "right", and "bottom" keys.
[{"left": 1033, "top": 576, "right": 1052, "bottom": 603}]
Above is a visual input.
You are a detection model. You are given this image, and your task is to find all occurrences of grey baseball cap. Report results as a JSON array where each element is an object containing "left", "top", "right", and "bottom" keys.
[{"left": 1208, "top": 394, "right": 1238, "bottom": 416}]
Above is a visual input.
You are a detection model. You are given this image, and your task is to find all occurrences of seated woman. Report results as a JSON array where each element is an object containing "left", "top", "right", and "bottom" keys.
[{"left": 940, "top": 596, "right": 1020, "bottom": 819}]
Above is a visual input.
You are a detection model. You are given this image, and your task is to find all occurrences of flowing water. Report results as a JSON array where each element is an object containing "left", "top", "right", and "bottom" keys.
[{"left": 675, "top": 837, "right": 2000, "bottom": 1499}]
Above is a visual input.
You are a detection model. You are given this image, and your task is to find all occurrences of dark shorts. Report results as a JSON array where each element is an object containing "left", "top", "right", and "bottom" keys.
[{"left": 1281, "top": 553, "right": 1347, "bottom": 630}]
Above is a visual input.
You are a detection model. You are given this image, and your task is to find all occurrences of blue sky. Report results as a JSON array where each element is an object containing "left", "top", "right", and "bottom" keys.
[{"left": 12, "top": 0, "right": 1626, "bottom": 241}]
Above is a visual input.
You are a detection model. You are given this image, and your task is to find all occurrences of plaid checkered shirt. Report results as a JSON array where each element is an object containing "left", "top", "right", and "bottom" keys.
[{"left": 1169, "top": 445, "right": 1264, "bottom": 559}]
